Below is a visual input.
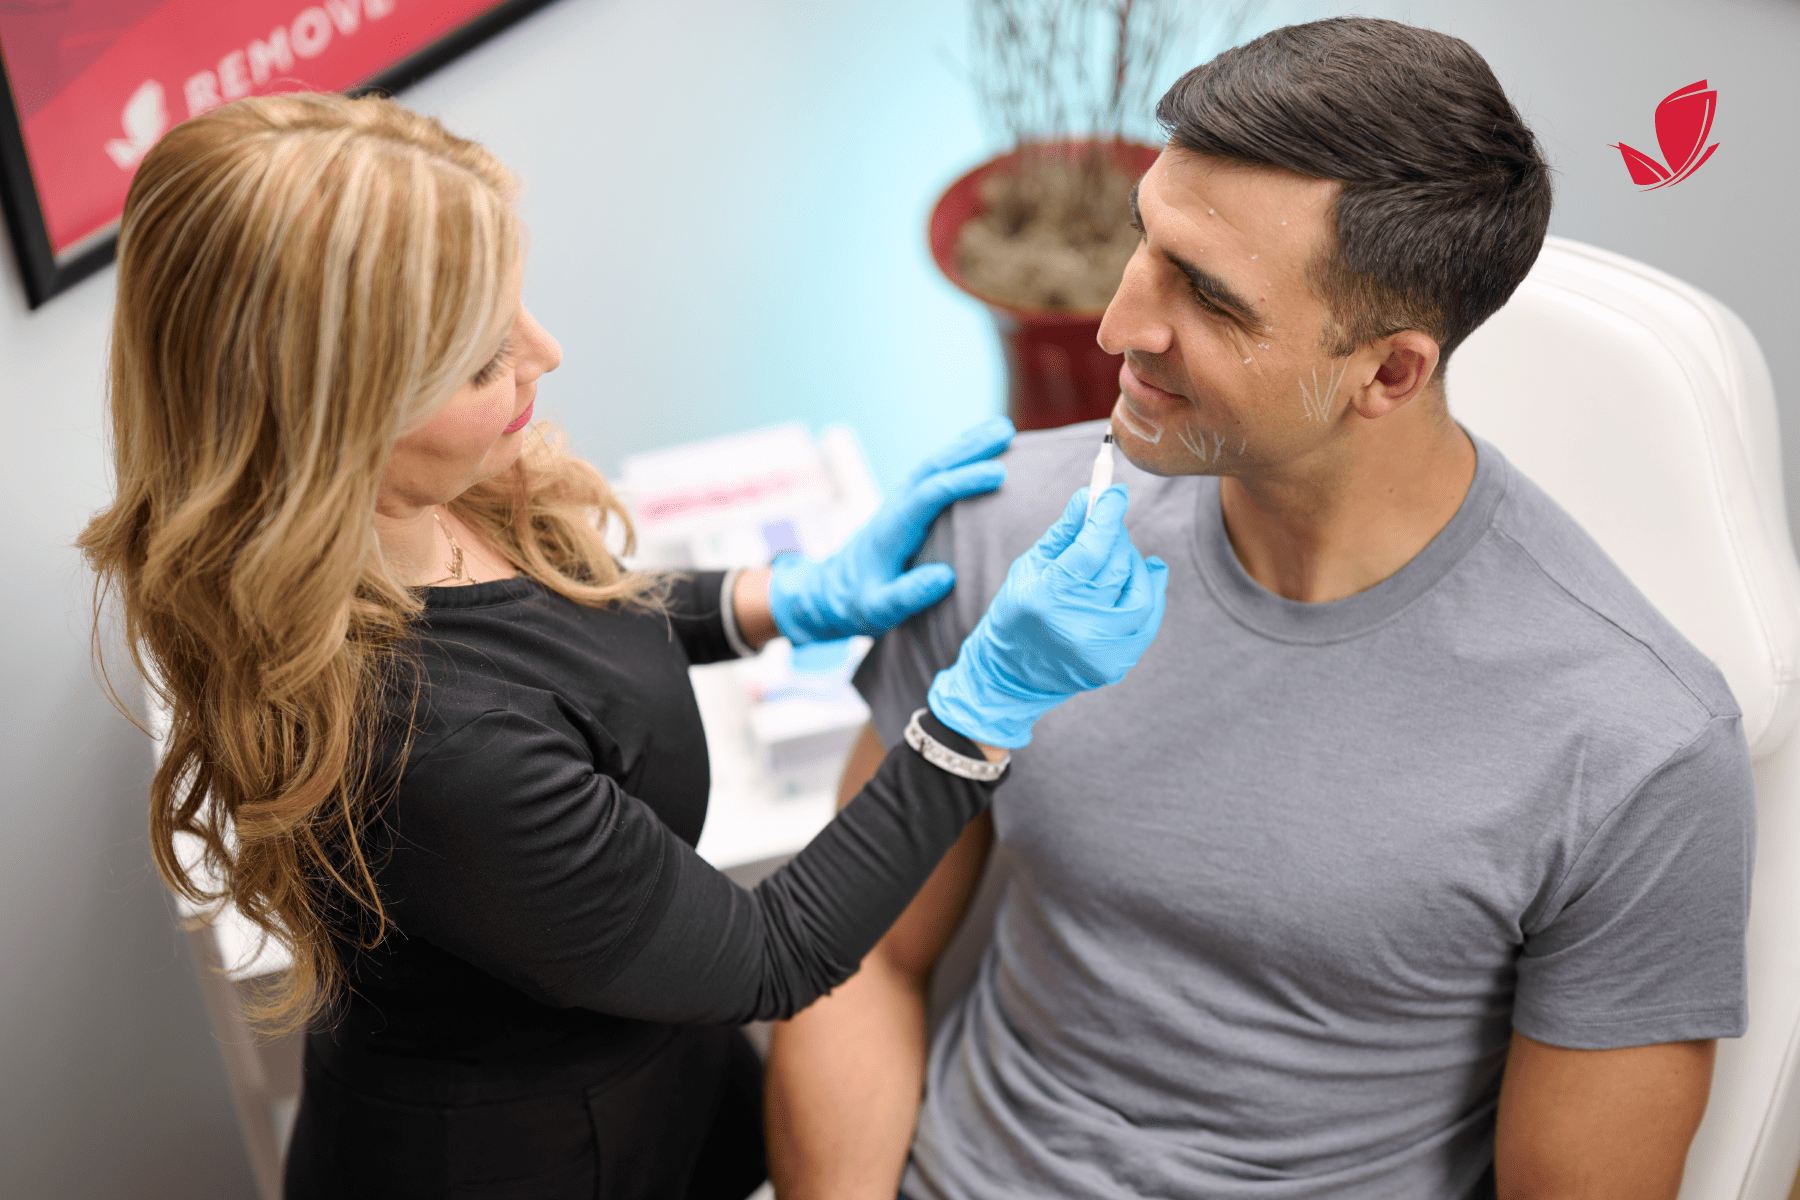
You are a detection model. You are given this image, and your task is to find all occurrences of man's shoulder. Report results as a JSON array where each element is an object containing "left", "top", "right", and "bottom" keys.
[{"left": 1476, "top": 449, "right": 1740, "bottom": 724}]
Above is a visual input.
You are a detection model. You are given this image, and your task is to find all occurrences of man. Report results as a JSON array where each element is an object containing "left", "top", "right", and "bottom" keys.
[{"left": 765, "top": 16, "right": 1754, "bottom": 1200}]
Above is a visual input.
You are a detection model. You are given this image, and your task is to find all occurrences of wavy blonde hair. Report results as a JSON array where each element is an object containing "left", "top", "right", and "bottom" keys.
[{"left": 78, "top": 93, "right": 656, "bottom": 1032}]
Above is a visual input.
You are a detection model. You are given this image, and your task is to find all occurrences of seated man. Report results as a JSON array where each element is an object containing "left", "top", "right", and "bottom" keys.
[{"left": 766, "top": 16, "right": 1752, "bottom": 1200}]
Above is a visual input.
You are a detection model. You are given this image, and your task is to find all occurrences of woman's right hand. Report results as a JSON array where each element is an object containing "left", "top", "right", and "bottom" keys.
[{"left": 927, "top": 485, "right": 1168, "bottom": 749}]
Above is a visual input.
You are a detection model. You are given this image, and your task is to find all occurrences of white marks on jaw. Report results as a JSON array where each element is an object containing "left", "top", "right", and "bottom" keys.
[
  {"left": 1176, "top": 425, "right": 1243, "bottom": 466},
  {"left": 1175, "top": 424, "right": 1208, "bottom": 463},
  {"left": 1299, "top": 360, "right": 1351, "bottom": 422}
]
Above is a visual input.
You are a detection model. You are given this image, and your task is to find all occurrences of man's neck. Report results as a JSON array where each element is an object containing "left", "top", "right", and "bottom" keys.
[{"left": 1219, "top": 403, "right": 1476, "bottom": 604}]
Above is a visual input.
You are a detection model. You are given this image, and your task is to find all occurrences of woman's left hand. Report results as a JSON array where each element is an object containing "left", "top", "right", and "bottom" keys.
[{"left": 766, "top": 415, "right": 1014, "bottom": 645}]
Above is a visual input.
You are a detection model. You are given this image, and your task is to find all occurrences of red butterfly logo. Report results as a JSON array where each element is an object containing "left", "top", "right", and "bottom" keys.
[{"left": 1611, "top": 80, "right": 1720, "bottom": 189}]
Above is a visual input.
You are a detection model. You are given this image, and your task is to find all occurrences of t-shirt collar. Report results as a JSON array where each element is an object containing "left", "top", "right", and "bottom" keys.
[{"left": 1192, "top": 430, "right": 1509, "bottom": 644}]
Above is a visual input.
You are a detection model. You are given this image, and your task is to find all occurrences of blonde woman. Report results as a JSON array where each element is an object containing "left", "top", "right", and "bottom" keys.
[{"left": 80, "top": 94, "right": 1166, "bottom": 1199}]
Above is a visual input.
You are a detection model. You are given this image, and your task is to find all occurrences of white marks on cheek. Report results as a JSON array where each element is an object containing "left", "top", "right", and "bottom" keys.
[
  {"left": 1249, "top": 254, "right": 1258, "bottom": 260},
  {"left": 1299, "top": 359, "right": 1351, "bottom": 423}
]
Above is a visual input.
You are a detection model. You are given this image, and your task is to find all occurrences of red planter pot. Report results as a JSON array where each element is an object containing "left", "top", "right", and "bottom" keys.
[{"left": 928, "top": 140, "right": 1162, "bottom": 431}]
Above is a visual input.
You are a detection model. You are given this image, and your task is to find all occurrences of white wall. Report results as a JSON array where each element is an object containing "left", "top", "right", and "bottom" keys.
[
  {"left": 0, "top": 222, "right": 257, "bottom": 1195},
  {"left": 1, "top": 1, "right": 1793, "bottom": 1194}
]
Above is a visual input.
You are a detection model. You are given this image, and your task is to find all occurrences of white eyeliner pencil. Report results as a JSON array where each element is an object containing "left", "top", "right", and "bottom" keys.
[{"left": 1086, "top": 433, "right": 1115, "bottom": 520}]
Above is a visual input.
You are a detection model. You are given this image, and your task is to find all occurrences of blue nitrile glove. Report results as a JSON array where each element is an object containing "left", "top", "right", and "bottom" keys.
[
  {"left": 927, "top": 484, "right": 1169, "bottom": 748},
  {"left": 767, "top": 415, "right": 1015, "bottom": 645}
]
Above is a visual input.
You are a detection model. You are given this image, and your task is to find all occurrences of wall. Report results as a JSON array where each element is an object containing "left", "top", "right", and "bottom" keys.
[
  {"left": 0, "top": 1, "right": 1793, "bottom": 1195},
  {"left": 0, "top": 221, "right": 257, "bottom": 1195}
]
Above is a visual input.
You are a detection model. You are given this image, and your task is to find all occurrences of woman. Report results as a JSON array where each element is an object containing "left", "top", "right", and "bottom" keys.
[{"left": 79, "top": 94, "right": 1167, "bottom": 1199}]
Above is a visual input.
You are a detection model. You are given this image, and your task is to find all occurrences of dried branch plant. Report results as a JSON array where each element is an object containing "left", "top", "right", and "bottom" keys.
[{"left": 957, "top": 0, "right": 1262, "bottom": 311}]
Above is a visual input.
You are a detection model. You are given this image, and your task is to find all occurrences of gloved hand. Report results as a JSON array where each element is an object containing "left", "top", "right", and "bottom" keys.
[
  {"left": 927, "top": 485, "right": 1168, "bottom": 748},
  {"left": 768, "top": 416, "right": 1014, "bottom": 645}
]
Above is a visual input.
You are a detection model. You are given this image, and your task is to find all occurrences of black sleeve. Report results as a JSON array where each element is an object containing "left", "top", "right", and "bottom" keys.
[
  {"left": 660, "top": 570, "right": 742, "bottom": 666},
  {"left": 383, "top": 706, "right": 998, "bottom": 1026}
]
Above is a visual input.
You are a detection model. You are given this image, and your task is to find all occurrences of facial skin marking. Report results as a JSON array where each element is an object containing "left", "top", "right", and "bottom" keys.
[
  {"left": 1176, "top": 423, "right": 1210, "bottom": 464},
  {"left": 1116, "top": 392, "right": 1164, "bottom": 444},
  {"left": 1299, "top": 359, "right": 1352, "bottom": 422},
  {"left": 1172, "top": 423, "right": 1241, "bottom": 468}
]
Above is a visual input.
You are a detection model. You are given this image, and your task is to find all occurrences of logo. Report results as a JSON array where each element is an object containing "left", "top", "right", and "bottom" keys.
[
  {"left": 1611, "top": 80, "right": 1719, "bottom": 189},
  {"left": 104, "top": 79, "right": 169, "bottom": 170}
]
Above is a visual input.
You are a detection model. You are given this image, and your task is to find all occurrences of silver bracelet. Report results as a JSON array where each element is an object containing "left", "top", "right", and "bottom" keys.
[
  {"left": 904, "top": 708, "right": 1009, "bottom": 782},
  {"left": 719, "top": 568, "right": 756, "bottom": 659}
]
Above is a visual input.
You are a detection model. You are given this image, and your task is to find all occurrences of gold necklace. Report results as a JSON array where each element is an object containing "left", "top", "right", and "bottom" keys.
[{"left": 429, "top": 509, "right": 480, "bottom": 586}]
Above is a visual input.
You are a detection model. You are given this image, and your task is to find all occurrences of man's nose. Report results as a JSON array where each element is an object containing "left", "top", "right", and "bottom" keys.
[{"left": 1097, "top": 248, "right": 1174, "bottom": 358}]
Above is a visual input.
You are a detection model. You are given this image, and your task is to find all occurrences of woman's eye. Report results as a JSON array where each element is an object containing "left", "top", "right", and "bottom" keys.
[{"left": 471, "top": 337, "right": 513, "bottom": 386}]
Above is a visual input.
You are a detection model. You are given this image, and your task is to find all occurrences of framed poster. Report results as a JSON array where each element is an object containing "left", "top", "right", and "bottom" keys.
[{"left": 0, "top": 0, "right": 558, "bottom": 308}]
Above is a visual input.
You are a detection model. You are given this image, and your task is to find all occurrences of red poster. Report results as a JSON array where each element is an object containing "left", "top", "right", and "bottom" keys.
[{"left": 0, "top": 0, "right": 548, "bottom": 305}]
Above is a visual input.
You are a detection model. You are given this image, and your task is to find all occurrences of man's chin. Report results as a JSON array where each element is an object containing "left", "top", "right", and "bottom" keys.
[
  {"left": 1111, "top": 393, "right": 1164, "bottom": 444},
  {"left": 1116, "top": 443, "right": 1176, "bottom": 477},
  {"left": 1110, "top": 421, "right": 1191, "bottom": 477},
  {"left": 1106, "top": 411, "right": 1187, "bottom": 477}
]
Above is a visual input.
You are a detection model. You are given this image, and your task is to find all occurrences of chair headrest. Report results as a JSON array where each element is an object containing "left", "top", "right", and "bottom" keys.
[{"left": 1454, "top": 236, "right": 1800, "bottom": 757}]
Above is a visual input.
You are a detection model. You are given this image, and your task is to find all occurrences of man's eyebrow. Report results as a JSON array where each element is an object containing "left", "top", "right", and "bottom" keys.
[{"left": 1127, "top": 181, "right": 1265, "bottom": 328}]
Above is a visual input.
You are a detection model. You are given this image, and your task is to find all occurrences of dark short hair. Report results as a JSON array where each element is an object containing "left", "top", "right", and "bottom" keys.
[{"left": 1155, "top": 17, "right": 1552, "bottom": 364}]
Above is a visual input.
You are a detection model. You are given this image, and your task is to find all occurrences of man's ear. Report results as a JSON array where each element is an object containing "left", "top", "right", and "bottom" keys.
[{"left": 1345, "top": 330, "right": 1441, "bottom": 420}]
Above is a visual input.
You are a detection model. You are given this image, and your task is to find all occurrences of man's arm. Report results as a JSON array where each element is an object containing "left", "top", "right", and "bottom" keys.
[
  {"left": 1494, "top": 1030, "right": 1715, "bottom": 1200},
  {"left": 766, "top": 721, "right": 995, "bottom": 1200}
]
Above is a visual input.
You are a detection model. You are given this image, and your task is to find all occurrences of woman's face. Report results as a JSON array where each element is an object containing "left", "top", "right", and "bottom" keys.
[{"left": 378, "top": 276, "right": 562, "bottom": 514}]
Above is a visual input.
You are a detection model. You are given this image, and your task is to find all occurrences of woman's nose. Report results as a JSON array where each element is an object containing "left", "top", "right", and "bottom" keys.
[{"left": 517, "top": 306, "right": 562, "bottom": 378}]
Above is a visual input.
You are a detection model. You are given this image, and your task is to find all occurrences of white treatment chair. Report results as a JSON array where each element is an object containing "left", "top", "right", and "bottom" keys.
[{"left": 924, "top": 236, "right": 1800, "bottom": 1199}]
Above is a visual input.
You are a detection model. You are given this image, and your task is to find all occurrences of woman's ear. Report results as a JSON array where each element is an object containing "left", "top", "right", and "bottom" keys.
[{"left": 1345, "top": 330, "right": 1441, "bottom": 420}]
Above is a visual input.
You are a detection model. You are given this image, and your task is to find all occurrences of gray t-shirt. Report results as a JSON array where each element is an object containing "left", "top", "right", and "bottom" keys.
[{"left": 855, "top": 421, "right": 1753, "bottom": 1200}]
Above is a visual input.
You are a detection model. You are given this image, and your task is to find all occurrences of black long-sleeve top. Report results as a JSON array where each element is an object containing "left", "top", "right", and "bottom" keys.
[{"left": 314, "top": 570, "right": 999, "bottom": 1099}]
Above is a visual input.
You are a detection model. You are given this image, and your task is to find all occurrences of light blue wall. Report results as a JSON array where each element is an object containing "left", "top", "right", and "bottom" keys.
[
  {"left": 1, "top": 2, "right": 1794, "bottom": 1195},
  {"left": 403, "top": 0, "right": 1006, "bottom": 496}
]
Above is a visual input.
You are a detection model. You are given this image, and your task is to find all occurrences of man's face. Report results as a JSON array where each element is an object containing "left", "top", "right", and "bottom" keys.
[{"left": 1099, "top": 149, "right": 1357, "bottom": 477}]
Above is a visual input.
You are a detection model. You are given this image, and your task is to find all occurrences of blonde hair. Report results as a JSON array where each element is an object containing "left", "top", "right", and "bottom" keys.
[{"left": 78, "top": 93, "right": 656, "bottom": 1032}]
